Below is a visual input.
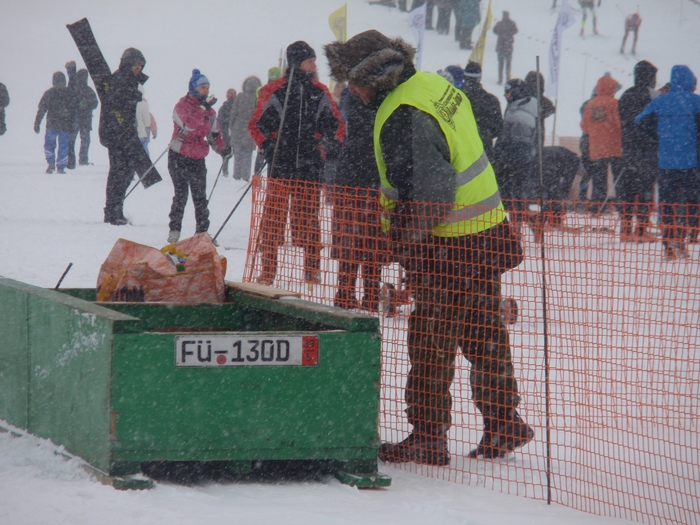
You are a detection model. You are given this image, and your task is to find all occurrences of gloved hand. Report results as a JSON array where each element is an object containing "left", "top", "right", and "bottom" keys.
[
  {"left": 201, "top": 94, "right": 218, "bottom": 110},
  {"left": 221, "top": 146, "right": 233, "bottom": 160},
  {"left": 261, "top": 139, "right": 276, "bottom": 163},
  {"left": 34, "top": 124, "right": 40, "bottom": 134}
]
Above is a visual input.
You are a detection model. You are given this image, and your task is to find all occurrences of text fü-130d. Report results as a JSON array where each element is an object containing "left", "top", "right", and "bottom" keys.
[{"left": 174, "top": 334, "right": 319, "bottom": 367}]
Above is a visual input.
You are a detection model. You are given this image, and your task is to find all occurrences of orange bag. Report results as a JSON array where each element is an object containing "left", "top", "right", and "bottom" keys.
[{"left": 96, "top": 233, "right": 227, "bottom": 303}]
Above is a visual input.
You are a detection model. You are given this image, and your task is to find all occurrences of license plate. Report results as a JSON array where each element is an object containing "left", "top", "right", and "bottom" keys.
[{"left": 174, "top": 334, "right": 319, "bottom": 367}]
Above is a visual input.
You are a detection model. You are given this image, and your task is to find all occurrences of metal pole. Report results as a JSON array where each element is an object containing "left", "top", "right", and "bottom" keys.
[
  {"left": 54, "top": 262, "right": 73, "bottom": 290},
  {"left": 207, "top": 158, "right": 228, "bottom": 202},
  {"left": 211, "top": 181, "right": 252, "bottom": 243},
  {"left": 535, "top": 55, "right": 552, "bottom": 507}
]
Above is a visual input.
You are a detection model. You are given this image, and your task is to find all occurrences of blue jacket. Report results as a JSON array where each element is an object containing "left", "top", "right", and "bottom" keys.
[{"left": 634, "top": 65, "right": 700, "bottom": 170}]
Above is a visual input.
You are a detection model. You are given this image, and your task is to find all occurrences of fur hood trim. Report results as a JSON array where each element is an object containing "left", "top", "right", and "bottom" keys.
[{"left": 325, "top": 36, "right": 415, "bottom": 92}]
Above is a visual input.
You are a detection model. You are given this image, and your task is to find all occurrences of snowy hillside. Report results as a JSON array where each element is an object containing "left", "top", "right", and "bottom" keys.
[{"left": 1, "top": 1, "right": 699, "bottom": 524}]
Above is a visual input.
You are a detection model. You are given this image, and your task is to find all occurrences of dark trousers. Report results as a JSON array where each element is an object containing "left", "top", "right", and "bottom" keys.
[
  {"left": 436, "top": 5, "right": 451, "bottom": 33},
  {"left": 586, "top": 157, "right": 623, "bottom": 210},
  {"left": 618, "top": 156, "right": 656, "bottom": 234},
  {"left": 105, "top": 144, "right": 137, "bottom": 216},
  {"left": 659, "top": 169, "right": 700, "bottom": 241},
  {"left": 69, "top": 126, "right": 92, "bottom": 167},
  {"left": 167, "top": 150, "right": 210, "bottom": 234},
  {"left": 497, "top": 51, "right": 513, "bottom": 84}
]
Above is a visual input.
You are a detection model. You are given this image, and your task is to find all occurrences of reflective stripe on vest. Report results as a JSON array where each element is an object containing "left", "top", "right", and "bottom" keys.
[{"left": 374, "top": 71, "right": 506, "bottom": 237}]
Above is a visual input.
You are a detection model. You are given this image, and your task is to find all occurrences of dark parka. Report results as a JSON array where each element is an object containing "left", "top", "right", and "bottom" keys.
[
  {"left": 99, "top": 48, "right": 147, "bottom": 148},
  {"left": 73, "top": 69, "right": 98, "bottom": 130},
  {"left": 493, "top": 16, "right": 518, "bottom": 54},
  {"left": 335, "top": 89, "right": 380, "bottom": 188},
  {"left": 249, "top": 69, "right": 344, "bottom": 181},
  {"left": 34, "top": 72, "right": 74, "bottom": 131},
  {"left": 618, "top": 60, "right": 658, "bottom": 163},
  {"left": 461, "top": 78, "right": 502, "bottom": 159}
]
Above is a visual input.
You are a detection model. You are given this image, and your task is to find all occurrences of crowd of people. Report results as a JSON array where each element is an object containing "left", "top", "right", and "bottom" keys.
[{"left": 2, "top": 3, "right": 698, "bottom": 466}]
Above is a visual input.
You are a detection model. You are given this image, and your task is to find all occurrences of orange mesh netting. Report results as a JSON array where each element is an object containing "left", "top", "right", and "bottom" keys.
[{"left": 242, "top": 175, "right": 699, "bottom": 525}]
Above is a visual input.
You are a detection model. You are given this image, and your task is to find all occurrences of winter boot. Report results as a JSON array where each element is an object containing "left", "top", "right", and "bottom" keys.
[
  {"left": 469, "top": 408, "right": 534, "bottom": 459},
  {"left": 46, "top": 164, "right": 55, "bottom": 174},
  {"left": 378, "top": 424, "right": 451, "bottom": 466},
  {"left": 167, "top": 230, "right": 180, "bottom": 244},
  {"left": 104, "top": 207, "right": 128, "bottom": 226}
]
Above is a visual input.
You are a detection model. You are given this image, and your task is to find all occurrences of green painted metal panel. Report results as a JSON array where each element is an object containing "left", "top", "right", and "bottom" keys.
[
  {"left": 0, "top": 285, "right": 29, "bottom": 428},
  {"left": 110, "top": 331, "right": 381, "bottom": 463}
]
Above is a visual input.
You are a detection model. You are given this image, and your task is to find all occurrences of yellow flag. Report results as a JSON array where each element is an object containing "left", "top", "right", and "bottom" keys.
[
  {"left": 329, "top": 4, "right": 347, "bottom": 43},
  {"left": 469, "top": 0, "right": 492, "bottom": 65}
]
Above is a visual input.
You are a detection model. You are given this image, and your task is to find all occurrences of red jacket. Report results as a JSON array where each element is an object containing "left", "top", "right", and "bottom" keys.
[
  {"left": 581, "top": 76, "right": 622, "bottom": 160},
  {"left": 170, "top": 94, "right": 225, "bottom": 159}
]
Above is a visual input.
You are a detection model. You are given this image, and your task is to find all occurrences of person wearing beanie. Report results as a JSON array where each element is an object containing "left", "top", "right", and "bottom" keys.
[
  {"left": 635, "top": 65, "right": 700, "bottom": 258},
  {"left": 228, "top": 75, "right": 261, "bottom": 181},
  {"left": 461, "top": 61, "right": 502, "bottom": 160},
  {"left": 99, "top": 47, "right": 161, "bottom": 225},
  {"left": 325, "top": 29, "right": 530, "bottom": 464},
  {"left": 166, "top": 70, "right": 228, "bottom": 244},
  {"left": 617, "top": 60, "right": 658, "bottom": 242},
  {"left": 492, "top": 11, "right": 518, "bottom": 85},
  {"left": 217, "top": 88, "right": 237, "bottom": 176},
  {"left": 249, "top": 40, "right": 344, "bottom": 285},
  {"left": 524, "top": 71, "right": 555, "bottom": 145},
  {"left": 34, "top": 71, "right": 74, "bottom": 174}
]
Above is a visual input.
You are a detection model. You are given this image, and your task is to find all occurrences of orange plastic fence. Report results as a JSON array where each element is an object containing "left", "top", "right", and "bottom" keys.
[{"left": 242, "top": 176, "right": 699, "bottom": 525}]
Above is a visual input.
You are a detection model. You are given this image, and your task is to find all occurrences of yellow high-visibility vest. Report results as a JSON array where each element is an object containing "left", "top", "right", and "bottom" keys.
[{"left": 374, "top": 71, "right": 506, "bottom": 237}]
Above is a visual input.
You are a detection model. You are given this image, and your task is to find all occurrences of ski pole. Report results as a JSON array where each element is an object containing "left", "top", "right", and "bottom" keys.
[
  {"left": 54, "top": 262, "right": 73, "bottom": 290},
  {"left": 600, "top": 167, "right": 626, "bottom": 212},
  {"left": 212, "top": 181, "right": 253, "bottom": 243},
  {"left": 207, "top": 156, "right": 229, "bottom": 202}
]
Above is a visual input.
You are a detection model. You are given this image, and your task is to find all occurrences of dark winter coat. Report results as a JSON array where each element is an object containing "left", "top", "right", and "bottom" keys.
[
  {"left": 99, "top": 48, "right": 147, "bottom": 148},
  {"left": 335, "top": 90, "right": 379, "bottom": 188},
  {"left": 34, "top": 72, "right": 74, "bottom": 131},
  {"left": 325, "top": 33, "right": 521, "bottom": 277},
  {"left": 635, "top": 65, "right": 700, "bottom": 170},
  {"left": 493, "top": 17, "right": 518, "bottom": 54},
  {"left": 524, "top": 71, "right": 555, "bottom": 120},
  {"left": 229, "top": 76, "right": 261, "bottom": 152},
  {"left": 455, "top": 0, "right": 481, "bottom": 28},
  {"left": 0, "top": 82, "right": 8, "bottom": 135},
  {"left": 461, "top": 78, "right": 502, "bottom": 158},
  {"left": 217, "top": 98, "right": 235, "bottom": 147},
  {"left": 618, "top": 61, "right": 658, "bottom": 162},
  {"left": 249, "top": 69, "right": 344, "bottom": 180},
  {"left": 72, "top": 69, "right": 98, "bottom": 130}
]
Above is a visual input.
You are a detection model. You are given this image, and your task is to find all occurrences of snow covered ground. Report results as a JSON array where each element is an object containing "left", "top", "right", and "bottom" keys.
[{"left": 1, "top": 0, "right": 699, "bottom": 523}]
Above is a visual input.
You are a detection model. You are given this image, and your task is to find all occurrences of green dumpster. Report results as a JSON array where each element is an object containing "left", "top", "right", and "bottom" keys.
[{"left": 0, "top": 276, "right": 390, "bottom": 489}]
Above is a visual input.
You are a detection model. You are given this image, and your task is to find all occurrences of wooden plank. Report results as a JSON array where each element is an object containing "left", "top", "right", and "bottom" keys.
[{"left": 226, "top": 281, "right": 300, "bottom": 299}]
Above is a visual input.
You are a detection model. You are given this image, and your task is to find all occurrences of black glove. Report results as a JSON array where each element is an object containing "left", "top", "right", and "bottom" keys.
[
  {"left": 221, "top": 146, "right": 233, "bottom": 160},
  {"left": 34, "top": 124, "right": 40, "bottom": 134}
]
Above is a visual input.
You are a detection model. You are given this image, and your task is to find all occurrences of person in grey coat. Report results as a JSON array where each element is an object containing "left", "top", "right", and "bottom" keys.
[{"left": 229, "top": 75, "right": 261, "bottom": 180}]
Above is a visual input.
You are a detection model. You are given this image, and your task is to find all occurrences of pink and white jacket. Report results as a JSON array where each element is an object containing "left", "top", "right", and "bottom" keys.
[{"left": 170, "top": 94, "right": 225, "bottom": 159}]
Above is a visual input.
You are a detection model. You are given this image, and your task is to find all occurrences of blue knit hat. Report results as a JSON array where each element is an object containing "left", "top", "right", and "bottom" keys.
[
  {"left": 188, "top": 69, "right": 210, "bottom": 96},
  {"left": 445, "top": 65, "right": 466, "bottom": 89}
]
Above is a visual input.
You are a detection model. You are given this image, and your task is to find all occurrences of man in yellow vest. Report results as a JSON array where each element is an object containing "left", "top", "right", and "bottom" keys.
[{"left": 325, "top": 30, "right": 533, "bottom": 464}]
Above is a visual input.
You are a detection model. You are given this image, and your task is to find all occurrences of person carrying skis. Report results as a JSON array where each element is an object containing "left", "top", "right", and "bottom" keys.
[
  {"left": 166, "top": 70, "right": 228, "bottom": 244},
  {"left": 325, "top": 29, "right": 530, "bottom": 464},
  {"left": 34, "top": 71, "right": 74, "bottom": 174},
  {"left": 99, "top": 48, "right": 157, "bottom": 225},
  {"left": 249, "top": 41, "right": 344, "bottom": 286}
]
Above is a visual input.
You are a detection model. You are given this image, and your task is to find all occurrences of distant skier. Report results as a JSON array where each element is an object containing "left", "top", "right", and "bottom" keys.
[
  {"left": 621, "top": 13, "right": 641, "bottom": 55},
  {"left": 579, "top": 0, "right": 601, "bottom": 37},
  {"left": 34, "top": 71, "right": 74, "bottom": 174}
]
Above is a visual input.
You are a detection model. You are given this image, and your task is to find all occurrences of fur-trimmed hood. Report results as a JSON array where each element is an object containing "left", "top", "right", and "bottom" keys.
[{"left": 324, "top": 30, "right": 415, "bottom": 92}]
